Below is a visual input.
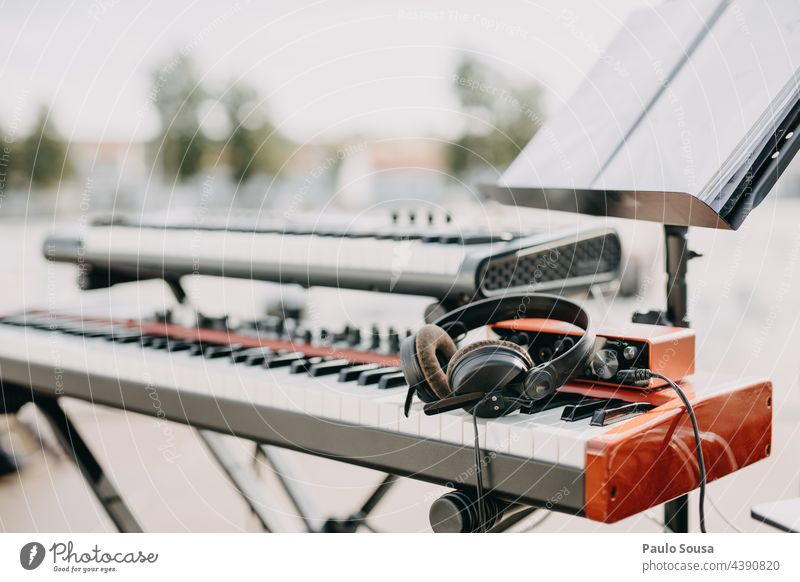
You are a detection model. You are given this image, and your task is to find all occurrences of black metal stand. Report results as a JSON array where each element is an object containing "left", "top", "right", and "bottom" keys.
[
  {"left": 198, "top": 431, "right": 295, "bottom": 532},
  {"left": 321, "top": 474, "right": 398, "bottom": 533},
  {"left": 632, "top": 226, "right": 696, "bottom": 532},
  {"left": 30, "top": 393, "right": 143, "bottom": 532},
  {"left": 662, "top": 225, "right": 692, "bottom": 533}
]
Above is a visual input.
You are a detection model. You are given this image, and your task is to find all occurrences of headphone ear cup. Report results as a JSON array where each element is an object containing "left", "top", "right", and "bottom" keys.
[
  {"left": 413, "top": 324, "right": 457, "bottom": 400},
  {"left": 446, "top": 339, "right": 534, "bottom": 418},
  {"left": 523, "top": 366, "right": 558, "bottom": 401},
  {"left": 447, "top": 339, "right": 533, "bottom": 389}
]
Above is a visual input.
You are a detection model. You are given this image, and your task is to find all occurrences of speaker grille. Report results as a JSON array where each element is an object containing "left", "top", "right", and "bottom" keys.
[{"left": 479, "top": 233, "right": 622, "bottom": 293}]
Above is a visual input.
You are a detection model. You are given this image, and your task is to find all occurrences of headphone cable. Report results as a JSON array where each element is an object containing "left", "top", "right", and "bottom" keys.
[
  {"left": 618, "top": 369, "right": 707, "bottom": 533},
  {"left": 471, "top": 410, "right": 488, "bottom": 532}
]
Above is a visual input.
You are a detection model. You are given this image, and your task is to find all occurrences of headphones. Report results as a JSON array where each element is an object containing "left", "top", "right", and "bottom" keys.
[{"left": 400, "top": 294, "right": 595, "bottom": 418}]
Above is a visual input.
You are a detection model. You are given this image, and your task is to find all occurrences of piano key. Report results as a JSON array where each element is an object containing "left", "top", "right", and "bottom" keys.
[
  {"left": 308, "top": 359, "right": 352, "bottom": 377},
  {"left": 462, "top": 417, "right": 487, "bottom": 447},
  {"left": 419, "top": 410, "right": 442, "bottom": 439},
  {"left": 378, "top": 372, "right": 407, "bottom": 389},
  {"left": 264, "top": 352, "right": 305, "bottom": 368},
  {"left": 397, "top": 402, "right": 424, "bottom": 436},
  {"left": 107, "top": 330, "right": 143, "bottom": 343},
  {"left": 207, "top": 344, "right": 243, "bottom": 359},
  {"left": 591, "top": 402, "right": 654, "bottom": 426},
  {"left": 338, "top": 363, "right": 379, "bottom": 382},
  {"left": 379, "top": 401, "right": 400, "bottom": 431},
  {"left": 485, "top": 417, "right": 512, "bottom": 454},
  {"left": 290, "top": 356, "right": 326, "bottom": 374},
  {"left": 509, "top": 418, "right": 537, "bottom": 458},
  {"left": 231, "top": 346, "right": 274, "bottom": 363},
  {"left": 357, "top": 366, "right": 402, "bottom": 386},
  {"left": 561, "top": 398, "right": 611, "bottom": 421},
  {"left": 165, "top": 339, "right": 195, "bottom": 352},
  {"left": 440, "top": 411, "right": 469, "bottom": 444},
  {"left": 146, "top": 337, "right": 170, "bottom": 350}
]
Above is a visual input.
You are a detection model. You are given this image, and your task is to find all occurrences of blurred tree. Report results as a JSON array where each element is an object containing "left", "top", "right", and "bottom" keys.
[
  {"left": 221, "top": 82, "right": 291, "bottom": 183},
  {"left": 448, "top": 55, "right": 544, "bottom": 179},
  {"left": 15, "top": 107, "right": 73, "bottom": 188},
  {"left": 151, "top": 54, "right": 211, "bottom": 181}
]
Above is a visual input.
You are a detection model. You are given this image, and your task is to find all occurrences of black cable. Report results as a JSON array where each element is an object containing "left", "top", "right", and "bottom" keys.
[
  {"left": 618, "top": 369, "right": 707, "bottom": 533},
  {"left": 472, "top": 411, "right": 487, "bottom": 532}
]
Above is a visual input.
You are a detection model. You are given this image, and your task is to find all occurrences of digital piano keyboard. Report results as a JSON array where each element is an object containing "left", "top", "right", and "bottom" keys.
[
  {"left": 0, "top": 311, "right": 771, "bottom": 523},
  {"left": 44, "top": 211, "right": 623, "bottom": 303}
]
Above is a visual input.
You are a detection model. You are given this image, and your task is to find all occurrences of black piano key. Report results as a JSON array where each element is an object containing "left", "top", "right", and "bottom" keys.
[
  {"left": 231, "top": 346, "right": 273, "bottom": 364},
  {"left": 107, "top": 331, "right": 143, "bottom": 343},
  {"left": 203, "top": 344, "right": 242, "bottom": 359},
  {"left": 165, "top": 339, "right": 195, "bottom": 352},
  {"left": 561, "top": 398, "right": 611, "bottom": 422},
  {"left": 290, "top": 356, "right": 325, "bottom": 374},
  {"left": 139, "top": 335, "right": 166, "bottom": 347},
  {"left": 338, "top": 363, "right": 379, "bottom": 382},
  {"left": 68, "top": 324, "right": 119, "bottom": 338},
  {"left": 357, "top": 366, "right": 403, "bottom": 386},
  {"left": 520, "top": 392, "right": 584, "bottom": 415},
  {"left": 308, "top": 359, "right": 353, "bottom": 377},
  {"left": 188, "top": 343, "right": 207, "bottom": 356},
  {"left": 188, "top": 342, "right": 230, "bottom": 357},
  {"left": 146, "top": 337, "right": 170, "bottom": 350},
  {"left": 264, "top": 352, "right": 305, "bottom": 368},
  {"left": 378, "top": 372, "right": 407, "bottom": 389},
  {"left": 590, "top": 402, "right": 655, "bottom": 427},
  {"left": 58, "top": 325, "right": 87, "bottom": 336}
]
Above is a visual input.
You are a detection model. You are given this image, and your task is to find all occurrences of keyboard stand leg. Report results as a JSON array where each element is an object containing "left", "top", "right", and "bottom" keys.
[
  {"left": 488, "top": 506, "right": 540, "bottom": 533},
  {"left": 255, "top": 445, "right": 326, "bottom": 532},
  {"left": 256, "top": 444, "right": 398, "bottom": 533},
  {"left": 321, "top": 473, "right": 398, "bottom": 533},
  {"left": 664, "top": 497, "right": 689, "bottom": 533},
  {"left": 34, "top": 396, "right": 143, "bottom": 533},
  {"left": 197, "top": 431, "right": 295, "bottom": 532}
]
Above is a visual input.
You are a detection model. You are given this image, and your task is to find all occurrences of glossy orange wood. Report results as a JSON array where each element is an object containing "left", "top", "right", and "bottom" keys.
[{"left": 583, "top": 375, "right": 772, "bottom": 523}]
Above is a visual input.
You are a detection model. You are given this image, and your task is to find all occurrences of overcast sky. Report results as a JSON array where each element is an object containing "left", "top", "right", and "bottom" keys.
[{"left": 0, "top": 0, "right": 659, "bottom": 143}]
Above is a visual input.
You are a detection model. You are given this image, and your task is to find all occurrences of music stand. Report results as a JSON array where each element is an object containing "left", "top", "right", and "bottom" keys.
[{"left": 482, "top": 0, "right": 800, "bottom": 532}]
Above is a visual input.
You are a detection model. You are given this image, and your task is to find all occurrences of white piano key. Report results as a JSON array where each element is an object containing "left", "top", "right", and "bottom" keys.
[
  {"left": 418, "top": 410, "right": 442, "bottom": 440},
  {"left": 462, "top": 418, "right": 487, "bottom": 447},
  {"left": 322, "top": 392, "right": 341, "bottom": 420},
  {"left": 397, "top": 402, "right": 423, "bottom": 436},
  {"left": 304, "top": 390, "right": 324, "bottom": 417},
  {"left": 532, "top": 426, "right": 560, "bottom": 464},
  {"left": 340, "top": 394, "right": 362, "bottom": 424},
  {"left": 379, "top": 401, "right": 400, "bottom": 431},
  {"left": 440, "top": 411, "right": 468, "bottom": 444},
  {"left": 508, "top": 420, "right": 536, "bottom": 458},
  {"left": 485, "top": 418, "right": 512, "bottom": 455}
]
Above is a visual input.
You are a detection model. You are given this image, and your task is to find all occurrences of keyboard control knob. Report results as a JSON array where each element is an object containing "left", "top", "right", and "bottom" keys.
[
  {"left": 347, "top": 328, "right": 362, "bottom": 346},
  {"left": 590, "top": 349, "right": 619, "bottom": 380},
  {"left": 388, "top": 328, "right": 400, "bottom": 353},
  {"left": 369, "top": 325, "right": 381, "bottom": 350}
]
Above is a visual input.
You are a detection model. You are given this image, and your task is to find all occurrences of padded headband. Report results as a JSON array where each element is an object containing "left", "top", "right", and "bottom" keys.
[{"left": 433, "top": 293, "right": 594, "bottom": 389}]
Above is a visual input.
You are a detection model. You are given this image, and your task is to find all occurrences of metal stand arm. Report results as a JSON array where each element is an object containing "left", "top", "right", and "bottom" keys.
[
  {"left": 32, "top": 394, "right": 143, "bottom": 533},
  {"left": 663, "top": 225, "right": 692, "bottom": 533}
]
